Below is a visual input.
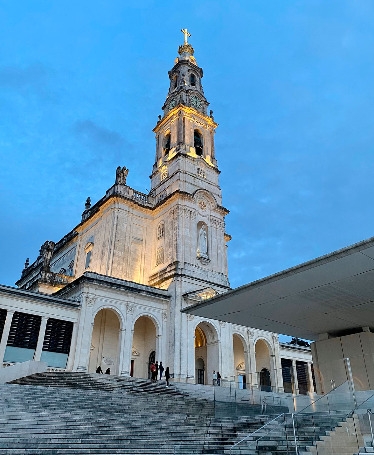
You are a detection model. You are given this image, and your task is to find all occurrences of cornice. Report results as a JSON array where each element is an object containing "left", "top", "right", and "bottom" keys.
[
  {"left": 56, "top": 272, "right": 170, "bottom": 301},
  {"left": 0, "top": 284, "right": 79, "bottom": 309},
  {"left": 153, "top": 105, "right": 217, "bottom": 133}
]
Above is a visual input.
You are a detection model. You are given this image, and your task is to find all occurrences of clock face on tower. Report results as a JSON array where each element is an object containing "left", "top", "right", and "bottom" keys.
[{"left": 190, "top": 95, "right": 202, "bottom": 110}]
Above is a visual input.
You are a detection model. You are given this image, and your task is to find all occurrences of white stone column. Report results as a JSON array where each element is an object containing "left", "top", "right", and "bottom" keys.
[
  {"left": 119, "top": 326, "right": 133, "bottom": 376},
  {"left": 66, "top": 321, "right": 78, "bottom": 371},
  {"left": 292, "top": 360, "right": 299, "bottom": 395},
  {"left": 219, "top": 322, "right": 233, "bottom": 383},
  {"left": 0, "top": 310, "right": 14, "bottom": 367},
  {"left": 118, "top": 303, "right": 134, "bottom": 376},
  {"left": 307, "top": 362, "right": 315, "bottom": 393},
  {"left": 179, "top": 313, "right": 188, "bottom": 382},
  {"left": 186, "top": 315, "right": 196, "bottom": 384},
  {"left": 33, "top": 316, "right": 48, "bottom": 361},
  {"left": 247, "top": 333, "right": 257, "bottom": 389},
  {"left": 272, "top": 335, "right": 284, "bottom": 393}
]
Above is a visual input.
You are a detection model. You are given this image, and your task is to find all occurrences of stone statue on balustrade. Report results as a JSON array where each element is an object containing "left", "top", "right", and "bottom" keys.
[
  {"left": 39, "top": 240, "right": 55, "bottom": 272},
  {"left": 116, "top": 166, "right": 129, "bottom": 185}
]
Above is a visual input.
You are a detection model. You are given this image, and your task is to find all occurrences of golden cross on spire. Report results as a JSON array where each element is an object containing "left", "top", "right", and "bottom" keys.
[{"left": 181, "top": 28, "right": 191, "bottom": 44}]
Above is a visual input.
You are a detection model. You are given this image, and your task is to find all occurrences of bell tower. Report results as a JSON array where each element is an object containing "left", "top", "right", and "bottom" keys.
[
  {"left": 150, "top": 29, "right": 221, "bottom": 204},
  {"left": 148, "top": 30, "right": 230, "bottom": 290}
]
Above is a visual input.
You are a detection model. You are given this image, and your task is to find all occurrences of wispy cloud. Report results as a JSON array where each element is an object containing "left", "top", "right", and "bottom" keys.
[
  {"left": 0, "top": 64, "right": 48, "bottom": 90},
  {"left": 73, "top": 120, "right": 126, "bottom": 149}
]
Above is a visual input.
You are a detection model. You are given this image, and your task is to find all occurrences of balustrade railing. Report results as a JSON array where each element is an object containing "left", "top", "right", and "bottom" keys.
[{"left": 227, "top": 356, "right": 374, "bottom": 454}]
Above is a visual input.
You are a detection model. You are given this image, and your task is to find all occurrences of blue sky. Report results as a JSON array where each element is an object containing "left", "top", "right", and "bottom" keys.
[{"left": 1, "top": 0, "right": 374, "bottom": 302}]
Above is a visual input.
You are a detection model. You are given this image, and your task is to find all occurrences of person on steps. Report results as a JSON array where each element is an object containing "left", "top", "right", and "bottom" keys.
[
  {"left": 159, "top": 362, "right": 164, "bottom": 380},
  {"left": 105, "top": 368, "right": 110, "bottom": 374},
  {"left": 150, "top": 362, "right": 156, "bottom": 382},
  {"left": 96, "top": 366, "right": 103, "bottom": 374},
  {"left": 165, "top": 367, "right": 170, "bottom": 387}
]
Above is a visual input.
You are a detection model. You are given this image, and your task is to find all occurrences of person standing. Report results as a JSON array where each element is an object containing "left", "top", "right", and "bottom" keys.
[
  {"left": 159, "top": 362, "right": 164, "bottom": 380},
  {"left": 216, "top": 371, "right": 221, "bottom": 386},
  {"left": 150, "top": 362, "right": 156, "bottom": 382},
  {"left": 165, "top": 367, "right": 170, "bottom": 387},
  {"left": 212, "top": 370, "right": 217, "bottom": 386},
  {"left": 155, "top": 361, "right": 159, "bottom": 381}
]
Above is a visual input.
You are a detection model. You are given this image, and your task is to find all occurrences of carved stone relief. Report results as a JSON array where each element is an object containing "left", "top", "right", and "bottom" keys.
[
  {"left": 126, "top": 303, "right": 134, "bottom": 314},
  {"left": 86, "top": 296, "right": 97, "bottom": 307}
]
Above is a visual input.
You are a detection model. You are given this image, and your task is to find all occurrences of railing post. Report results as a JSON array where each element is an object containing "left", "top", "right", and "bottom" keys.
[
  {"left": 368, "top": 410, "right": 374, "bottom": 449},
  {"left": 292, "top": 413, "right": 298, "bottom": 455},
  {"left": 344, "top": 357, "right": 357, "bottom": 409}
]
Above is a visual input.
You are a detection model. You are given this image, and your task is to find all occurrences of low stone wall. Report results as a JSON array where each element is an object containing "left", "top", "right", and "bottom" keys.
[{"left": 0, "top": 360, "right": 47, "bottom": 384}]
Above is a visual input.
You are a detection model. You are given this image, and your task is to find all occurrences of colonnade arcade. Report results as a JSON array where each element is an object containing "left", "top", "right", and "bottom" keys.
[
  {"left": 0, "top": 305, "right": 315, "bottom": 394},
  {"left": 87, "top": 308, "right": 159, "bottom": 378}
]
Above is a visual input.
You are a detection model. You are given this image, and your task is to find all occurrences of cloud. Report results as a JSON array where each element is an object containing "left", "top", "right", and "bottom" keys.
[
  {"left": 73, "top": 120, "right": 125, "bottom": 148},
  {"left": 0, "top": 64, "right": 48, "bottom": 90}
]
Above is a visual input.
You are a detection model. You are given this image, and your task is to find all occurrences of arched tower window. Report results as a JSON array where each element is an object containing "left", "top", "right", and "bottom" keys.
[
  {"left": 163, "top": 133, "right": 171, "bottom": 156},
  {"left": 190, "top": 74, "right": 196, "bottom": 86},
  {"left": 173, "top": 75, "right": 178, "bottom": 89},
  {"left": 194, "top": 130, "right": 203, "bottom": 156}
]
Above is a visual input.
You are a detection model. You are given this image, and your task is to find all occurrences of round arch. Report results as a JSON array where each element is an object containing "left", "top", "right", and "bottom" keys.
[
  {"left": 131, "top": 315, "right": 158, "bottom": 379},
  {"left": 255, "top": 338, "right": 273, "bottom": 391},
  {"left": 89, "top": 308, "right": 121, "bottom": 375},
  {"left": 194, "top": 320, "right": 219, "bottom": 385},
  {"left": 233, "top": 333, "right": 247, "bottom": 389}
]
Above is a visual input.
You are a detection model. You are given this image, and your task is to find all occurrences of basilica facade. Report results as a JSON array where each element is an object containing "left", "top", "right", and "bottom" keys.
[{"left": 0, "top": 33, "right": 313, "bottom": 394}]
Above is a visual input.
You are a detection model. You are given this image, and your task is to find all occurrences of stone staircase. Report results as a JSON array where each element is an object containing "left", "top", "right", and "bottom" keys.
[
  {"left": 226, "top": 411, "right": 350, "bottom": 454},
  {"left": 0, "top": 371, "right": 361, "bottom": 454},
  {"left": 0, "top": 372, "right": 272, "bottom": 454}
]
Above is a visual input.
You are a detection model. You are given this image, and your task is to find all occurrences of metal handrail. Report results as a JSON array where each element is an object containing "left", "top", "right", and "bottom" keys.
[
  {"left": 291, "top": 413, "right": 298, "bottom": 455},
  {"left": 228, "top": 377, "right": 374, "bottom": 455},
  {"left": 229, "top": 412, "right": 286, "bottom": 454}
]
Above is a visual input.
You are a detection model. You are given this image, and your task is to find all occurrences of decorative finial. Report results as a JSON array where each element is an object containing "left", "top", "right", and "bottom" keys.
[
  {"left": 85, "top": 197, "right": 91, "bottom": 210},
  {"left": 24, "top": 258, "right": 30, "bottom": 269},
  {"left": 158, "top": 115, "right": 162, "bottom": 121},
  {"left": 181, "top": 28, "right": 191, "bottom": 44},
  {"left": 178, "top": 29, "right": 194, "bottom": 58}
]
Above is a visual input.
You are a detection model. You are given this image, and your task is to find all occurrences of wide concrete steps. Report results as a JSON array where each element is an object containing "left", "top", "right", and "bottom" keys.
[
  {"left": 1, "top": 372, "right": 268, "bottom": 454},
  {"left": 226, "top": 411, "right": 349, "bottom": 454}
]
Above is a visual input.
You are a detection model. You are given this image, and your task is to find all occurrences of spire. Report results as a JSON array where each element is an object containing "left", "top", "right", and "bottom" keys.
[
  {"left": 162, "top": 29, "right": 208, "bottom": 116},
  {"left": 178, "top": 28, "right": 196, "bottom": 64}
]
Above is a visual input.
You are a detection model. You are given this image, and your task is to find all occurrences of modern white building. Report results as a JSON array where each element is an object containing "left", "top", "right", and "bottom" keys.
[{"left": 0, "top": 32, "right": 313, "bottom": 394}]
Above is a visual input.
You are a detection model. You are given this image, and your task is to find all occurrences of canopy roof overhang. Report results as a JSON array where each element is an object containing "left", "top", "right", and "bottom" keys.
[{"left": 183, "top": 237, "right": 374, "bottom": 341}]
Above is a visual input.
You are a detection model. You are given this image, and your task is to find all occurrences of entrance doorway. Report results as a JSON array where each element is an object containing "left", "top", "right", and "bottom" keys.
[
  {"left": 132, "top": 316, "right": 157, "bottom": 379},
  {"left": 255, "top": 339, "right": 272, "bottom": 392},
  {"left": 259, "top": 368, "right": 271, "bottom": 392},
  {"left": 238, "top": 374, "right": 246, "bottom": 389},
  {"left": 194, "top": 322, "right": 219, "bottom": 385},
  {"left": 148, "top": 351, "right": 155, "bottom": 379},
  {"left": 89, "top": 308, "right": 120, "bottom": 374},
  {"left": 196, "top": 357, "right": 205, "bottom": 384},
  {"left": 233, "top": 334, "right": 246, "bottom": 387}
]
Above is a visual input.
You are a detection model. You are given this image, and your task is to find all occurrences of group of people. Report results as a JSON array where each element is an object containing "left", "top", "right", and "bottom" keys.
[
  {"left": 150, "top": 361, "right": 170, "bottom": 386},
  {"left": 212, "top": 370, "right": 221, "bottom": 386},
  {"left": 96, "top": 366, "right": 111, "bottom": 375}
]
